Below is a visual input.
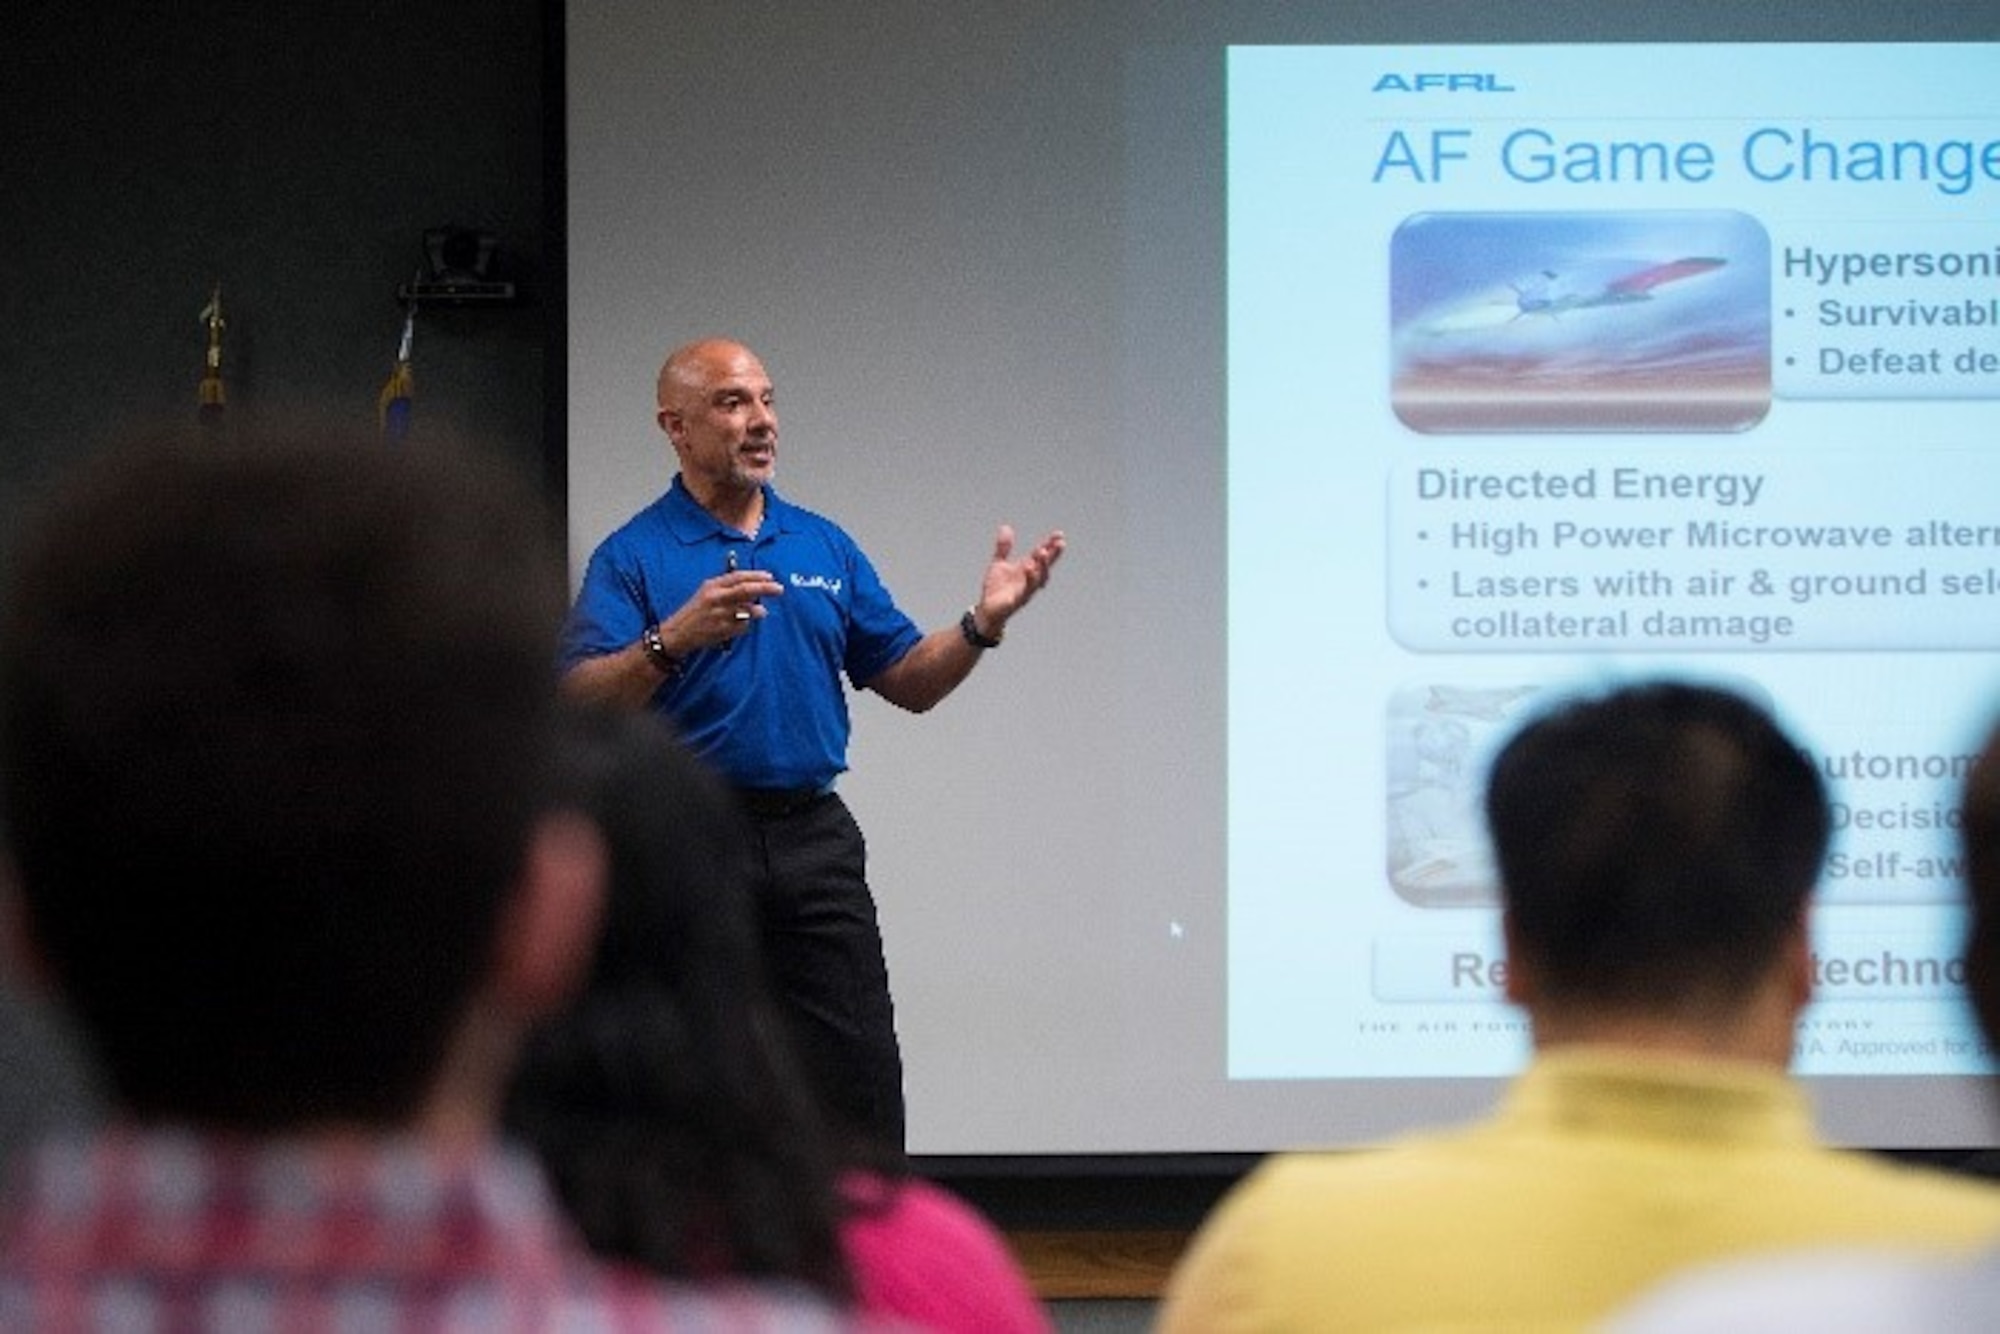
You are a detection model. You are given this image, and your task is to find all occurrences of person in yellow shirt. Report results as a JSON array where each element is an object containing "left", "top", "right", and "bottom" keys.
[
  {"left": 1606, "top": 712, "right": 2000, "bottom": 1333},
  {"left": 1156, "top": 679, "right": 2000, "bottom": 1334}
]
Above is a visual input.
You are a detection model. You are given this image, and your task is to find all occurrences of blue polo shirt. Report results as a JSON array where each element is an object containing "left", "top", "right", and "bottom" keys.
[{"left": 560, "top": 477, "right": 922, "bottom": 789}]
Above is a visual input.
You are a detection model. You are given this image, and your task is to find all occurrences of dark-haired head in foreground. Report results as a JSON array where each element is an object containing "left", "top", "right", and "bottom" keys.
[
  {"left": 0, "top": 430, "right": 580, "bottom": 1128},
  {"left": 1486, "top": 678, "right": 1829, "bottom": 1055},
  {"left": 0, "top": 427, "right": 877, "bottom": 1329}
]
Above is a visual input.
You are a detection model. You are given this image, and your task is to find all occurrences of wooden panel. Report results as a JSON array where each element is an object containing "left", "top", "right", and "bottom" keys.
[{"left": 1005, "top": 1229, "right": 1191, "bottom": 1299}]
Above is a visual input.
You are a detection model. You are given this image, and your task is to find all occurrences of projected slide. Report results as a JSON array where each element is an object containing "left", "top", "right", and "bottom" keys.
[{"left": 1227, "top": 45, "right": 2000, "bottom": 1081}]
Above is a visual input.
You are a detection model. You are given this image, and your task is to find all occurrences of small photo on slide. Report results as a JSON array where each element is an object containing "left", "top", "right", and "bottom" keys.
[
  {"left": 1389, "top": 210, "right": 1772, "bottom": 434},
  {"left": 1384, "top": 682, "right": 1540, "bottom": 908}
]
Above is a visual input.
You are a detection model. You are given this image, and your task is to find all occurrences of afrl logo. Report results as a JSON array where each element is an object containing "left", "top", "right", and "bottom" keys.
[{"left": 1372, "top": 73, "right": 1517, "bottom": 93}]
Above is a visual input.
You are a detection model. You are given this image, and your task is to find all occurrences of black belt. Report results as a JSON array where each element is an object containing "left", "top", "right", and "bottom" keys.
[{"left": 733, "top": 785, "right": 835, "bottom": 819}]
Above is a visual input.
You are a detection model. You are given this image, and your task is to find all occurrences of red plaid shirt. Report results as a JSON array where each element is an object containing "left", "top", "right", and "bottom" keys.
[{"left": 0, "top": 1129, "right": 900, "bottom": 1333}]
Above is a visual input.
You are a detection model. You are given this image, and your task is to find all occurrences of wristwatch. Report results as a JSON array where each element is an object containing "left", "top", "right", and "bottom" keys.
[
  {"left": 641, "top": 623, "right": 685, "bottom": 678},
  {"left": 959, "top": 607, "right": 1002, "bottom": 650}
]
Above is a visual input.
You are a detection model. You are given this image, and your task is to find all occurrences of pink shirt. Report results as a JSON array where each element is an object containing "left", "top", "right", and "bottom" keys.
[{"left": 839, "top": 1172, "right": 1053, "bottom": 1334}]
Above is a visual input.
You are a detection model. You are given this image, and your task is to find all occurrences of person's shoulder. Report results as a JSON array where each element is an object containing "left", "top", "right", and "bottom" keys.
[
  {"left": 839, "top": 1170, "right": 1008, "bottom": 1250},
  {"left": 1819, "top": 1145, "right": 2000, "bottom": 1218},
  {"left": 579, "top": 495, "right": 686, "bottom": 575},
  {"left": 1231, "top": 1125, "right": 1482, "bottom": 1194},
  {"left": 598, "top": 490, "right": 679, "bottom": 541},
  {"left": 836, "top": 1171, "right": 1052, "bottom": 1334},
  {"left": 1172, "top": 1135, "right": 1468, "bottom": 1259},
  {"left": 766, "top": 490, "right": 855, "bottom": 542}
]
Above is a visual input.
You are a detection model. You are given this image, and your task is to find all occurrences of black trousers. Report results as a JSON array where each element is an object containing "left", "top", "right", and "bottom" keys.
[{"left": 737, "top": 790, "right": 906, "bottom": 1152}]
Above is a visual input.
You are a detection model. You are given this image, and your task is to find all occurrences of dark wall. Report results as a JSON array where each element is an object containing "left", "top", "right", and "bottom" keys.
[
  {"left": 0, "top": 0, "right": 556, "bottom": 1161},
  {"left": 0, "top": 0, "right": 555, "bottom": 534}
]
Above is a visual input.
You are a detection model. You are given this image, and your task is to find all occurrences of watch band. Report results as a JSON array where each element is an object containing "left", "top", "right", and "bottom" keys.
[
  {"left": 641, "top": 623, "right": 685, "bottom": 678},
  {"left": 959, "top": 607, "right": 1002, "bottom": 650}
]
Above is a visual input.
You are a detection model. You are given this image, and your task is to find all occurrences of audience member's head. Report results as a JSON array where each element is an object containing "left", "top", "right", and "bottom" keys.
[
  {"left": 503, "top": 704, "right": 1055, "bottom": 1333},
  {"left": 1485, "top": 679, "right": 1828, "bottom": 1049},
  {"left": 504, "top": 702, "right": 852, "bottom": 1293},
  {"left": 0, "top": 427, "right": 598, "bottom": 1133}
]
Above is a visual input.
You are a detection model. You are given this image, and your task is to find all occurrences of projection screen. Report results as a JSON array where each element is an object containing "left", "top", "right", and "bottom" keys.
[{"left": 566, "top": 2, "right": 2000, "bottom": 1158}]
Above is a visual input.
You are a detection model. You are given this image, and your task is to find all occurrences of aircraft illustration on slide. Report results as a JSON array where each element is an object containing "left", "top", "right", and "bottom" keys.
[
  {"left": 1417, "top": 256, "right": 1728, "bottom": 334},
  {"left": 1512, "top": 255, "right": 1726, "bottom": 316}
]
